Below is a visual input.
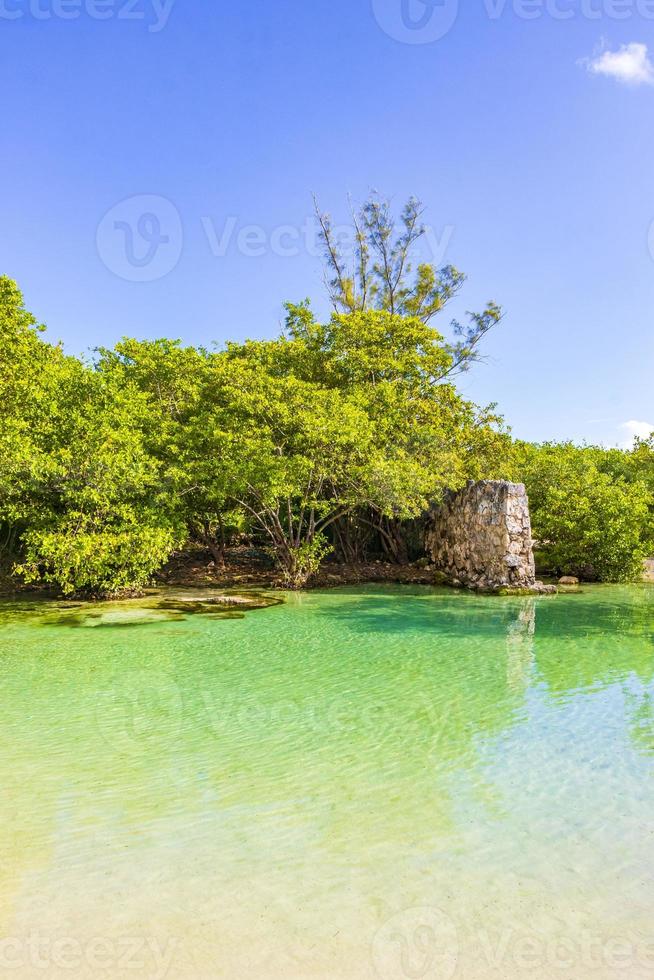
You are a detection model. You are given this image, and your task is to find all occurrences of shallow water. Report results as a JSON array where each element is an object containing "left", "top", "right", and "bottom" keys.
[{"left": 1, "top": 584, "right": 653, "bottom": 979}]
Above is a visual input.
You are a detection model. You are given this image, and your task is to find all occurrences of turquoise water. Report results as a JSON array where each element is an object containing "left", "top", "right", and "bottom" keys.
[{"left": 1, "top": 584, "right": 653, "bottom": 978}]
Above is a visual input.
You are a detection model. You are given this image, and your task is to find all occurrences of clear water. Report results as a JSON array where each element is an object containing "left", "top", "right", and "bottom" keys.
[{"left": 1, "top": 584, "right": 653, "bottom": 979}]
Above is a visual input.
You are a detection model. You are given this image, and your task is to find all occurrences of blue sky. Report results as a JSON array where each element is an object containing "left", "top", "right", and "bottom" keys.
[{"left": 1, "top": 0, "right": 653, "bottom": 446}]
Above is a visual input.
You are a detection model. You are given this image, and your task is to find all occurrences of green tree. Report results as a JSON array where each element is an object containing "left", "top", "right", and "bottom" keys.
[
  {"left": 0, "top": 281, "right": 183, "bottom": 596},
  {"left": 180, "top": 352, "right": 380, "bottom": 586},
  {"left": 0, "top": 276, "right": 80, "bottom": 560},
  {"left": 513, "top": 441, "right": 654, "bottom": 581},
  {"left": 315, "top": 193, "right": 502, "bottom": 376},
  {"left": 218, "top": 307, "right": 509, "bottom": 582},
  {"left": 14, "top": 365, "right": 184, "bottom": 596},
  {"left": 537, "top": 470, "right": 651, "bottom": 582},
  {"left": 95, "top": 338, "right": 231, "bottom": 560},
  {"left": 0, "top": 221, "right": 508, "bottom": 595}
]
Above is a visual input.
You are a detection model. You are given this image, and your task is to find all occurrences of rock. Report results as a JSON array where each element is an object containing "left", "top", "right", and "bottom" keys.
[
  {"left": 496, "top": 581, "right": 557, "bottom": 596},
  {"left": 159, "top": 592, "right": 282, "bottom": 614},
  {"left": 558, "top": 576, "right": 579, "bottom": 586},
  {"left": 175, "top": 594, "right": 252, "bottom": 606},
  {"left": 425, "top": 482, "right": 537, "bottom": 592}
]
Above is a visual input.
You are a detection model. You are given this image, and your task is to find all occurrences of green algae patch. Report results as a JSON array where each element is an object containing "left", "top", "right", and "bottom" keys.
[
  {"left": 43, "top": 607, "right": 186, "bottom": 629},
  {"left": 28, "top": 589, "right": 284, "bottom": 629}
]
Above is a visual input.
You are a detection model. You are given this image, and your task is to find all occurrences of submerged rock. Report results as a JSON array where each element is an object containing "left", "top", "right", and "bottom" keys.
[
  {"left": 158, "top": 591, "right": 282, "bottom": 614},
  {"left": 43, "top": 607, "right": 185, "bottom": 629},
  {"left": 170, "top": 595, "right": 264, "bottom": 607},
  {"left": 39, "top": 589, "right": 283, "bottom": 628},
  {"left": 496, "top": 583, "right": 557, "bottom": 597}
]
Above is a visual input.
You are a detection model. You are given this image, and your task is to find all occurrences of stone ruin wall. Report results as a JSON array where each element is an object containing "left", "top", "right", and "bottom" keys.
[{"left": 425, "top": 481, "right": 538, "bottom": 592}]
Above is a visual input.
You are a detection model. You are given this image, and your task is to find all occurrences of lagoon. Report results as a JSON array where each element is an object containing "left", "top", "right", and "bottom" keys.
[{"left": 1, "top": 584, "right": 653, "bottom": 978}]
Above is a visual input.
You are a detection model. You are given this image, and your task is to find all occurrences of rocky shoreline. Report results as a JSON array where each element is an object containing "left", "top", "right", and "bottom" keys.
[
  {"left": 157, "top": 548, "right": 440, "bottom": 592},
  {"left": 158, "top": 548, "right": 557, "bottom": 595},
  {"left": 5, "top": 545, "right": 651, "bottom": 601}
]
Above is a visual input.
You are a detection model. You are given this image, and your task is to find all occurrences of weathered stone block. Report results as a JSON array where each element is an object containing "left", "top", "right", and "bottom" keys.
[{"left": 425, "top": 481, "right": 543, "bottom": 593}]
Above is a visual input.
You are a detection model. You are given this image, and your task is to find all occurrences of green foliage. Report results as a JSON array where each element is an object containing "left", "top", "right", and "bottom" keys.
[
  {"left": 4, "top": 260, "right": 652, "bottom": 595},
  {"left": 216, "top": 305, "right": 509, "bottom": 583},
  {"left": 18, "top": 522, "right": 181, "bottom": 597},
  {"left": 4, "top": 259, "right": 654, "bottom": 593},
  {"left": 537, "top": 471, "right": 650, "bottom": 582},
  {"left": 0, "top": 279, "right": 184, "bottom": 596},
  {"left": 0, "top": 267, "right": 509, "bottom": 592},
  {"left": 632, "top": 435, "right": 654, "bottom": 494},
  {"left": 512, "top": 441, "right": 654, "bottom": 582},
  {"left": 314, "top": 193, "right": 502, "bottom": 374},
  {"left": 1, "top": 194, "right": 512, "bottom": 593}
]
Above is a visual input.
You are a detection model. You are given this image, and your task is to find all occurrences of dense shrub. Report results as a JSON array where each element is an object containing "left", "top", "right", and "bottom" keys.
[{"left": 513, "top": 441, "right": 654, "bottom": 582}]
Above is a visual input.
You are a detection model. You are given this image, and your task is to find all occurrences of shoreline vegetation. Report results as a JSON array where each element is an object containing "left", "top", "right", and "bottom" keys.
[
  {"left": 0, "top": 544, "right": 446, "bottom": 600},
  {"left": 2, "top": 545, "right": 653, "bottom": 604},
  {"left": 2, "top": 194, "right": 653, "bottom": 600}
]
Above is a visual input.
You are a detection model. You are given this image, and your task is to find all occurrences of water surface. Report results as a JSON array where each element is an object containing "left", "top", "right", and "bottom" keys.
[{"left": 1, "top": 584, "right": 653, "bottom": 978}]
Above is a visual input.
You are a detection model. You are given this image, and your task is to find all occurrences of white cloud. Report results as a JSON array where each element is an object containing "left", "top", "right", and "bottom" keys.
[
  {"left": 584, "top": 42, "right": 654, "bottom": 86},
  {"left": 619, "top": 420, "right": 654, "bottom": 448}
]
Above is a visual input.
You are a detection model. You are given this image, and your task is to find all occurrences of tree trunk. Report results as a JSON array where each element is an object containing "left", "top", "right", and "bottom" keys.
[
  {"left": 198, "top": 523, "right": 226, "bottom": 567},
  {"left": 377, "top": 516, "right": 409, "bottom": 564}
]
